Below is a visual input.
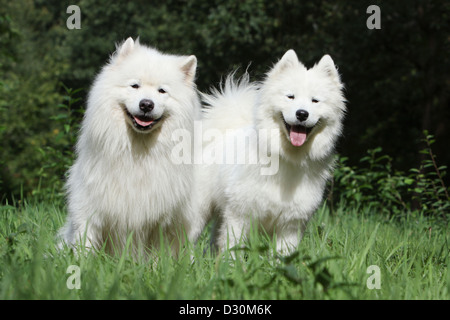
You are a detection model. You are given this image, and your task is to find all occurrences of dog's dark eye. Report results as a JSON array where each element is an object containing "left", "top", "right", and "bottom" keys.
[
  {"left": 158, "top": 88, "right": 167, "bottom": 94},
  {"left": 287, "top": 94, "right": 295, "bottom": 100},
  {"left": 312, "top": 98, "right": 319, "bottom": 103},
  {"left": 131, "top": 84, "right": 140, "bottom": 89}
]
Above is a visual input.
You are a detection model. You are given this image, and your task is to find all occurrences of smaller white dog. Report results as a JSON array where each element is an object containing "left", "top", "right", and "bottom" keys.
[
  {"left": 199, "top": 50, "right": 346, "bottom": 255},
  {"left": 59, "top": 38, "right": 201, "bottom": 256}
]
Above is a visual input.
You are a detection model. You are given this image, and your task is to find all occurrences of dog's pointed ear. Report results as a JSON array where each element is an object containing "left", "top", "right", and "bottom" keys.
[
  {"left": 316, "top": 54, "right": 341, "bottom": 85},
  {"left": 269, "top": 49, "right": 301, "bottom": 77},
  {"left": 115, "top": 37, "right": 134, "bottom": 58},
  {"left": 279, "top": 49, "right": 299, "bottom": 66},
  {"left": 180, "top": 55, "right": 197, "bottom": 84}
]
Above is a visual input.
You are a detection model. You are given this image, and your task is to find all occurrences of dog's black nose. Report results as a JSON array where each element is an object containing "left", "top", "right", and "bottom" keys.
[
  {"left": 296, "top": 109, "right": 309, "bottom": 122},
  {"left": 139, "top": 99, "right": 154, "bottom": 113}
]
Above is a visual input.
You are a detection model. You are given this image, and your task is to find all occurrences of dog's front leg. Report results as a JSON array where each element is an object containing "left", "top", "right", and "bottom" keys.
[
  {"left": 275, "top": 219, "right": 307, "bottom": 255},
  {"left": 217, "top": 208, "right": 249, "bottom": 259}
]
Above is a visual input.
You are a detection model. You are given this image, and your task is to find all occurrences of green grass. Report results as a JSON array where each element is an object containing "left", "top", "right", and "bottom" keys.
[{"left": 0, "top": 200, "right": 448, "bottom": 300}]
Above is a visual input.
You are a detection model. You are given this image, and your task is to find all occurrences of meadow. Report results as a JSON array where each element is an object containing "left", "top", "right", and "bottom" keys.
[{"left": 0, "top": 197, "right": 447, "bottom": 300}]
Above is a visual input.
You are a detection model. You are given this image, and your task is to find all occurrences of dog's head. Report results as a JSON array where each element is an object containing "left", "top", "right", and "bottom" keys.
[
  {"left": 105, "top": 37, "right": 197, "bottom": 134},
  {"left": 257, "top": 50, "right": 345, "bottom": 162}
]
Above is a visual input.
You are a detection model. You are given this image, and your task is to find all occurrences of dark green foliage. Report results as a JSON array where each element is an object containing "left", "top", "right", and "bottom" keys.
[
  {"left": 32, "top": 84, "right": 83, "bottom": 202},
  {"left": 0, "top": 0, "right": 449, "bottom": 204},
  {"left": 331, "top": 132, "right": 449, "bottom": 217}
]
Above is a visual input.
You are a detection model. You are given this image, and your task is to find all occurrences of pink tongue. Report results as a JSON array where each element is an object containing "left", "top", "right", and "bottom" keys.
[
  {"left": 134, "top": 116, "right": 153, "bottom": 127},
  {"left": 289, "top": 126, "right": 307, "bottom": 147}
]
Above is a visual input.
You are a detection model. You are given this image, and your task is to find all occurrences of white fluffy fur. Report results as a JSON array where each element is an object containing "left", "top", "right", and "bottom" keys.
[
  {"left": 59, "top": 38, "right": 202, "bottom": 256},
  {"left": 198, "top": 50, "right": 346, "bottom": 254}
]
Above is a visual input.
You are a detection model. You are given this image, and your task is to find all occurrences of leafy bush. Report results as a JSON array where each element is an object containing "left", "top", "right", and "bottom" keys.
[
  {"left": 410, "top": 132, "right": 450, "bottom": 216},
  {"left": 31, "top": 85, "right": 83, "bottom": 202},
  {"left": 331, "top": 133, "right": 449, "bottom": 217}
]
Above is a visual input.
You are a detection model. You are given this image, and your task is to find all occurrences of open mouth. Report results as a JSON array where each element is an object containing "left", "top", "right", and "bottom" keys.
[
  {"left": 126, "top": 110, "right": 163, "bottom": 132},
  {"left": 281, "top": 114, "right": 315, "bottom": 147}
]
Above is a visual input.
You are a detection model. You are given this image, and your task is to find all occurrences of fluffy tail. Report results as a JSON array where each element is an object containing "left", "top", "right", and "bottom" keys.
[{"left": 201, "top": 72, "right": 258, "bottom": 132}]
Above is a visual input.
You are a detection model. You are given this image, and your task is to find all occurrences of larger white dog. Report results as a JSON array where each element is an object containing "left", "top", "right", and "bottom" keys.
[
  {"left": 59, "top": 38, "right": 201, "bottom": 256},
  {"left": 199, "top": 50, "right": 346, "bottom": 254}
]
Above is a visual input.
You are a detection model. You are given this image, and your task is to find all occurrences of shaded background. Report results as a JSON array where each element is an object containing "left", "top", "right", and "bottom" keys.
[{"left": 0, "top": 0, "right": 449, "bottom": 202}]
